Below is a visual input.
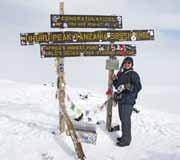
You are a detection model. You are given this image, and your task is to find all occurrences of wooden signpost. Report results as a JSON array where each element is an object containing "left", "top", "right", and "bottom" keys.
[{"left": 20, "top": 2, "right": 154, "bottom": 159}]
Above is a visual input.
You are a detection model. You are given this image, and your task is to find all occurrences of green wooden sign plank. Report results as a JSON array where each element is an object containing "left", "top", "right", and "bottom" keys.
[
  {"left": 20, "top": 29, "right": 154, "bottom": 45},
  {"left": 40, "top": 44, "right": 136, "bottom": 57},
  {"left": 50, "top": 14, "right": 122, "bottom": 28}
]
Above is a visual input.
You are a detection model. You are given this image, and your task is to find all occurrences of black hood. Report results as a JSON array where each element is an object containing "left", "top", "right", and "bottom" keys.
[
  {"left": 122, "top": 57, "right": 134, "bottom": 66},
  {"left": 119, "top": 56, "right": 134, "bottom": 71}
]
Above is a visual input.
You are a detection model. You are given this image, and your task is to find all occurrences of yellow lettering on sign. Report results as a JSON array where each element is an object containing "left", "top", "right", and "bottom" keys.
[
  {"left": 52, "top": 34, "right": 58, "bottom": 41},
  {"left": 111, "top": 32, "right": 131, "bottom": 41},
  {"left": 136, "top": 31, "right": 150, "bottom": 40},
  {"left": 72, "top": 16, "right": 77, "bottom": 21},
  {"left": 63, "top": 34, "right": 68, "bottom": 41},
  {"left": 27, "top": 35, "right": 33, "bottom": 43},
  {"left": 68, "top": 22, "right": 76, "bottom": 27}
]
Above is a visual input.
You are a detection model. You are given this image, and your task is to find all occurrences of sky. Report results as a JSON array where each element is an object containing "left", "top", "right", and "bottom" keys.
[{"left": 0, "top": 0, "right": 180, "bottom": 113}]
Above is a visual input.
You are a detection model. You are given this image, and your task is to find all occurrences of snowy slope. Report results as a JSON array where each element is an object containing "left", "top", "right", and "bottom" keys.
[{"left": 0, "top": 80, "right": 180, "bottom": 160}]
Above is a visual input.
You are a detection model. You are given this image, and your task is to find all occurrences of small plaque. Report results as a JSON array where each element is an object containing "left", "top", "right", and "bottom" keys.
[{"left": 106, "top": 59, "right": 119, "bottom": 70}]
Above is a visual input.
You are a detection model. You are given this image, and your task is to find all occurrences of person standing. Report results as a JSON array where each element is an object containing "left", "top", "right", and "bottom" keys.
[{"left": 112, "top": 57, "right": 142, "bottom": 147}]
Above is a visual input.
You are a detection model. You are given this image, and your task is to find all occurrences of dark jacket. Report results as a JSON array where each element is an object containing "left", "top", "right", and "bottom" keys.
[{"left": 113, "top": 69, "right": 142, "bottom": 105}]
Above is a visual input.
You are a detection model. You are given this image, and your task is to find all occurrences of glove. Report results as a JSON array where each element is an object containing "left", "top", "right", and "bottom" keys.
[{"left": 112, "top": 74, "right": 117, "bottom": 81}]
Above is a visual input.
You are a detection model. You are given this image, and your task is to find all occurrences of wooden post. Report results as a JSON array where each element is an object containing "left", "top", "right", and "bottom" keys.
[
  {"left": 57, "top": 2, "right": 65, "bottom": 133},
  {"left": 58, "top": 80, "right": 85, "bottom": 160},
  {"left": 105, "top": 55, "right": 119, "bottom": 132},
  {"left": 106, "top": 63, "right": 114, "bottom": 131},
  {"left": 57, "top": 2, "right": 85, "bottom": 159}
]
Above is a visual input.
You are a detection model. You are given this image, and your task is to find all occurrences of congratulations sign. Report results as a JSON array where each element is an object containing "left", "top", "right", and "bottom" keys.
[{"left": 50, "top": 14, "right": 122, "bottom": 28}]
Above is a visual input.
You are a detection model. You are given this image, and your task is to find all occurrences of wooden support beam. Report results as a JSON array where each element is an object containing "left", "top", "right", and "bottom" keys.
[
  {"left": 105, "top": 56, "right": 119, "bottom": 131},
  {"left": 58, "top": 2, "right": 65, "bottom": 133},
  {"left": 106, "top": 68, "right": 114, "bottom": 131},
  {"left": 57, "top": 2, "right": 85, "bottom": 159}
]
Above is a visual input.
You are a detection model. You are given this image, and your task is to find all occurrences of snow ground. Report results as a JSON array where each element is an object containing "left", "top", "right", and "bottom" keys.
[{"left": 0, "top": 80, "right": 180, "bottom": 160}]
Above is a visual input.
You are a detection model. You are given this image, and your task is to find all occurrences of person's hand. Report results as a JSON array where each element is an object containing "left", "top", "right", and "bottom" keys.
[{"left": 112, "top": 74, "right": 117, "bottom": 80}]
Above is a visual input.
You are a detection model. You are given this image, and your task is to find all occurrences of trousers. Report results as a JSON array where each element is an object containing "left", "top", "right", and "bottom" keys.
[{"left": 118, "top": 103, "right": 133, "bottom": 144}]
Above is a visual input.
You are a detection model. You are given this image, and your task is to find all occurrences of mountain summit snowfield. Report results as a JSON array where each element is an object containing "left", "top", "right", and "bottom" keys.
[{"left": 0, "top": 80, "right": 180, "bottom": 160}]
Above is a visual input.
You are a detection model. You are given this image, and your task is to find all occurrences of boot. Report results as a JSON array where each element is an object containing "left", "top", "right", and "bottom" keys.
[
  {"left": 116, "top": 137, "right": 123, "bottom": 142},
  {"left": 116, "top": 141, "right": 130, "bottom": 147}
]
